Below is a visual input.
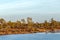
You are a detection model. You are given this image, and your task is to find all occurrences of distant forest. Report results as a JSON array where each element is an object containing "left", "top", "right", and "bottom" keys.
[{"left": 0, "top": 17, "right": 60, "bottom": 35}]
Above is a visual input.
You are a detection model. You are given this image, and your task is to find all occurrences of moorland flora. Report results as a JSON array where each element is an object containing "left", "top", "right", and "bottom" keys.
[{"left": 0, "top": 17, "right": 60, "bottom": 35}]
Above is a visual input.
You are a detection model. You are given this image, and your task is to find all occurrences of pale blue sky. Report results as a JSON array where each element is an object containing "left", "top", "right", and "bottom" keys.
[{"left": 0, "top": 0, "right": 60, "bottom": 22}]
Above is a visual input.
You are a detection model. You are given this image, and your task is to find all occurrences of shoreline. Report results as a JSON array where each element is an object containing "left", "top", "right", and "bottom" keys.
[
  {"left": 0, "top": 30, "right": 60, "bottom": 35},
  {"left": 0, "top": 17, "right": 60, "bottom": 35},
  {"left": 0, "top": 32, "right": 60, "bottom": 36}
]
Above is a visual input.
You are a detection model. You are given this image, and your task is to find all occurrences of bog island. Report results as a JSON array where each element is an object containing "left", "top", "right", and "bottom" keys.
[{"left": 0, "top": 17, "right": 60, "bottom": 35}]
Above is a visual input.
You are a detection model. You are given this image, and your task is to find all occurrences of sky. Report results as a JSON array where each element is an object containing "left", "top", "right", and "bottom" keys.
[{"left": 0, "top": 0, "right": 60, "bottom": 22}]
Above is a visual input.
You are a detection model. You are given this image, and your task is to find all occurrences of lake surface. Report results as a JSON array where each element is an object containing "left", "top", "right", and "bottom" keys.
[{"left": 0, "top": 33, "right": 60, "bottom": 40}]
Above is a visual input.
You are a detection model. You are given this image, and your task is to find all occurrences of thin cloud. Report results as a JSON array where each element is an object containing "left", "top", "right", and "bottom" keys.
[{"left": 0, "top": 0, "right": 60, "bottom": 16}]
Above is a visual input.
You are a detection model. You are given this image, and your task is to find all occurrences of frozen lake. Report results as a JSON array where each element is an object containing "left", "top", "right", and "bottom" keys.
[{"left": 0, "top": 33, "right": 60, "bottom": 40}]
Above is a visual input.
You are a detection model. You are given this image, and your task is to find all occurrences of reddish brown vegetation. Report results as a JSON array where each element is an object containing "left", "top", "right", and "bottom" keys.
[{"left": 0, "top": 17, "right": 60, "bottom": 35}]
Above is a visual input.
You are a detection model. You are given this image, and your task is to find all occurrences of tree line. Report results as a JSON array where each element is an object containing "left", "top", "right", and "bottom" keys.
[{"left": 0, "top": 17, "right": 60, "bottom": 34}]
